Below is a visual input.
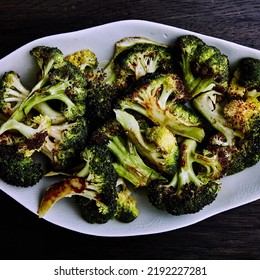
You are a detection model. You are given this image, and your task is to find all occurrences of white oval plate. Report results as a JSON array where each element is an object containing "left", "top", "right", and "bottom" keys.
[{"left": 0, "top": 20, "right": 260, "bottom": 237}]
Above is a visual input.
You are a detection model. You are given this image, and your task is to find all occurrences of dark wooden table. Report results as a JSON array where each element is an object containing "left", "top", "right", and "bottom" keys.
[{"left": 0, "top": 0, "right": 259, "bottom": 260}]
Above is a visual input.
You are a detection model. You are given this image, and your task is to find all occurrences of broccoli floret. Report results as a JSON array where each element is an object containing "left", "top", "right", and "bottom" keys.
[
  {"left": 30, "top": 46, "right": 65, "bottom": 92},
  {"left": 115, "top": 109, "right": 180, "bottom": 175},
  {"left": 228, "top": 57, "right": 260, "bottom": 98},
  {"left": 192, "top": 90, "right": 243, "bottom": 146},
  {"left": 0, "top": 114, "right": 51, "bottom": 155},
  {"left": 176, "top": 35, "right": 230, "bottom": 98},
  {"left": 113, "top": 43, "right": 174, "bottom": 86},
  {"left": 85, "top": 81, "right": 119, "bottom": 129},
  {"left": 11, "top": 62, "right": 87, "bottom": 122},
  {"left": 91, "top": 119, "right": 166, "bottom": 187},
  {"left": 0, "top": 71, "right": 30, "bottom": 117},
  {"left": 7, "top": 47, "right": 87, "bottom": 124},
  {"left": 147, "top": 139, "right": 226, "bottom": 215},
  {"left": 118, "top": 73, "right": 205, "bottom": 142},
  {"left": 40, "top": 117, "right": 88, "bottom": 171},
  {"left": 33, "top": 101, "right": 66, "bottom": 124},
  {"left": 114, "top": 178, "right": 139, "bottom": 223},
  {"left": 38, "top": 145, "right": 118, "bottom": 224},
  {"left": 103, "top": 36, "right": 174, "bottom": 87},
  {"left": 224, "top": 97, "right": 260, "bottom": 133},
  {"left": 223, "top": 97, "right": 260, "bottom": 174},
  {"left": 0, "top": 133, "right": 44, "bottom": 187},
  {"left": 65, "top": 49, "right": 98, "bottom": 72}
]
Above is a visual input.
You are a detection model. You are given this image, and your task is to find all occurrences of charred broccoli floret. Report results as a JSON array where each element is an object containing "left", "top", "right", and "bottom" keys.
[
  {"left": 118, "top": 73, "right": 205, "bottom": 142},
  {"left": 115, "top": 109, "right": 180, "bottom": 175},
  {"left": 114, "top": 178, "right": 139, "bottom": 223},
  {"left": 84, "top": 37, "right": 174, "bottom": 128},
  {"left": 192, "top": 90, "right": 243, "bottom": 146},
  {"left": 40, "top": 117, "right": 88, "bottom": 171},
  {"left": 0, "top": 71, "right": 30, "bottom": 117},
  {"left": 0, "top": 133, "right": 44, "bottom": 187},
  {"left": 113, "top": 42, "right": 174, "bottom": 85},
  {"left": 19, "top": 62, "right": 87, "bottom": 122},
  {"left": 85, "top": 78, "right": 119, "bottom": 129},
  {"left": 8, "top": 46, "right": 87, "bottom": 123},
  {"left": 103, "top": 36, "right": 174, "bottom": 88},
  {"left": 228, "top": 57, "right": 260, "bottom": 98},
  {"left": 91, "top": 119, "right": 166, "bottom": 187},
  {"left": 148, "top": 139, "right": 227, "bottom": 215},
  {"left": 38, "top": 145, "right": 118, "bottom": 224},
  {"left": 29, "top": 46, "right": 65, "bottom": 92},
  {"left": 65, "top": 49, "right": 98, "bottom": 72},
  {"left": 176, "top": 35, "right": 230, "bottom": 99},
  {"left": 0, "top": 114, "right": 51, "bottom": 155},
  {"left": 223, "top": 97, "right": 260, "bottom": 174}
]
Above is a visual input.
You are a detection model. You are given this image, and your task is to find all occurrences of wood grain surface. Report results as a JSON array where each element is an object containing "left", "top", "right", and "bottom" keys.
[{"left": 0, "top": 0, "right": 259, "bottom": 260}]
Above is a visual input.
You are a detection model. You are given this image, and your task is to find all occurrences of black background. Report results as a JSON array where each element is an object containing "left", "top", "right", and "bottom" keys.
[{"left": 0, "top": 0, "right": 259, "bottom": 259}]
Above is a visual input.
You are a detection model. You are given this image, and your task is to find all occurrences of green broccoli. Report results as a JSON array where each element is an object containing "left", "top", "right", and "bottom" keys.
[
  {"left": 38, "top": 145, "right": 118, "bottom": 224},
  {"left": 176, "top": 35, "right": 230, "bottom": 98},
  {"left": 114, "top": 177, "right": 139, "bottom": 223},
  {"left": 40, "top": 117, "right": 88, "bottom": 171},
  {"left": 0, "top": 71, "right": 30, "bottom": 117},
  {"left": 118, "top": 73, "right": 205, "bottom": 142},
  {"left": 5, "top": 46, "right": 87, "bottom": 123},
  {"left": 113, "top": 43, "right": 174, "bottom": 86},
  {"left": 0, "top": 132, "right": 44, "bottom": 187},
  {"left": 85, "top": 79, "right": 119, "bottom": 129},
  {"left": 91, "top": 119, "right": 166, "bottom": 188},
  {"left": 16, "top": 62, "right": 87, "bottom": 122},
  {"left": 147, "top": 138, "right": 227, "bottom": 215},
  {"left": 223, "top": 97, "right": 260, "bottom": 174},
  {"left": 0, "top": 114, "right": 51, "bottom": 155},
  {"left": 29, "top": 46, "right": 65, "bottom": 93},
  {"left": 115, "top": 109, "right": 180, "bottom": 175},
  {"left": 102, "top": 36, "right": 172, "bottom": 87},
  {"left": 65, "top": 49, "right": 98, "bottom": 72},
  {"left": 228, "top": 57, "right": 260, "bottom": 98},
  {"left": 84, "top": 37, "right": 174, "bottom": 128},
  {"left": 192, "top": 90, "right": 243, "bottom": 146}
]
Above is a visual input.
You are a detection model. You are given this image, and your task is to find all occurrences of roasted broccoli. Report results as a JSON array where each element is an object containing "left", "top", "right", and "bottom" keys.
[
  {"left": 16, "top": 62, "right": 87, "bottom": 122},
  {"left": 103, "top": 36, "right": 174, "bottom": 87},
  {"left": 84, "top": 37, "right": 174, "bottom": 129},
  {"left": 115, "top": 109, "right": 180, "bottom": 175},
  {"left": 40, "top": 117, "right": 88, "bottom": 171},
  {"left": 38, "top": 145, "right": 118, "bottom": 223},
  {"left": 228, "top": 57, "right": 260, "bottom": 98},
  {"left": 176, "top": 35, "right": 230, "bottom": 99},
  {"left": 118, "top": 73, "right": 205, "bottom": 142},
  {"left": 223, "top": 97, "right": 260, "bottom": 174},
  {"left": 0, "top": 71, "right": 30, "bottom": 117},
  {"left": 147, "top": 138, "right": 227, "bottom": 215},
  {"left": 192, "top": 90, "right": 243, "bottom": 146},
  {"left": 0, "top": 132, "right": 44, "bottom": 187},
  {"left": 114, "top": 177, "right": 139, "bottom": 223},
  {"left": 29, "top": 46, "right": 65, "bottom": 93},
  {"left": 65, "top": 49, "right": 98, "bottom": 72},
  {"left": 0, "top": 114, "right": 51, "bottom": 155},
  {"left": 113, "top": 42, "right": 174, "bottom": 86},
  {"left": 91, "top": 118, "right": 166, "bottom": 188},
  {"left": 85, "top": 78, "right": 119, "bottom": 129}
]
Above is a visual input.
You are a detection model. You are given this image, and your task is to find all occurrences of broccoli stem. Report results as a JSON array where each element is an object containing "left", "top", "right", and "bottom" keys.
[
  {"left": 177, "top": 139, "right": 204, "bottom": 190},
  {"left": 11, "top": 82, "right": 76, "bottom": 122},
  {"left": 107, "top": 136, "right": 163, "bottom": 187},
  {"left": 33, "top": 102, "right": 66, "bottom": 124},
  {"left": 120, "top": 99, "right": 205, "bottom": 142},
  {"left": 192, "top": 90, "right": 243, "bottom": 146},
  {"left": 0, "top": 118, "right": 47, "bottom": 139}
]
